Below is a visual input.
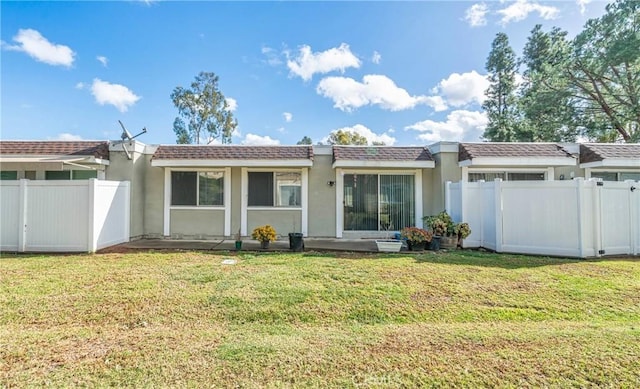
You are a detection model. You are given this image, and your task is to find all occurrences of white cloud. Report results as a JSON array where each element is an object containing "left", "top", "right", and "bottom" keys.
[
  {"left": 97, "top": 55, "right": 108, "bottom": 67},
  {"left": 576, "top": 0, "right": 591, "bottom": 15},
  {"left": 225, "top": 97, "right": 237, "bottom": 112},
  {"left": 1, "top": 29, "right": 75, "bottom": 67},
  {"left": 497, "top": 0, "right": 559, "bottom": 25},
  {"left": 276, "top": 127, "right": 286, "bottom": 133},
  {"left": 465, "top": 3, "right": 489, "bottom": 27},
  {"left": 91, "top": 78, "right": 141, "bottom": 112},
  {"left": 371, "top": 51, "right": 381, "bottom": 64},
  {"left": 405, "top": 110, "right": 488, "bottom": 143},
  {"left": 262, "top": 45, "right": 283, "bottom": 66},
  {"left": 283, "top": 112, "right": 293, "bottom": 122},
  {"left": 434, "top": 70, "right": 489, "bottom": 107},
  {"left": 287, "top": 43, "right": 361, "bottom": 81},
  {"left": 323, "top": 124, "right": 396, "bottom": 145},
  {"left": 55, "top": 133, "right": 84, "bottom": 141},
  {"left": 241, "top": 133, "right": 281, "bottom": 145},
  {"left": 317, "top": 74, "right": 447, "bottom": 112},
  {"left": 75, "top": 82, "right": 85, "bottom": 90}
]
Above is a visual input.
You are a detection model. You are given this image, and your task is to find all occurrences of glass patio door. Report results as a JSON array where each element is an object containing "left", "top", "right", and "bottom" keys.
[{"left": 343, "top": 173, "right": 415, "bottom": 231}]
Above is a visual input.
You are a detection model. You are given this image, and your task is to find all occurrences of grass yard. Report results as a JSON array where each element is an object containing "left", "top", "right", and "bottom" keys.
[{"left": 1, "top": 250, "right": 639, "bottom": 387}]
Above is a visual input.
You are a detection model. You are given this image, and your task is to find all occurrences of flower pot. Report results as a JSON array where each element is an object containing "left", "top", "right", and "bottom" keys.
[
  {"left": 235, "top": 241, "right": 242, "bottom": 251},
  {"left": 260, "top": 240, "right": 270, "bottom": 249},
  {"left": 408, "top": 241, "right": 426, "bottom": 251},
  {"left": 429, "top": 236, "right": 441, "bottom": 251},
  {"left": 440, "top": 236, "right": 457, "bottom": 250},
  {"left": 288, "top": 233, "right": 304, "bottom": 252},
  {"left": 375, "top": 239, "right": 402, "bottom": 252}
]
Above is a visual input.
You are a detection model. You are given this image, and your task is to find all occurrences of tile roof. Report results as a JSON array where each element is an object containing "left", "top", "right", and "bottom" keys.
[
  {"left": 459, "top": 143, "right": 572, "bottom": 162},
  {"left": 0, "top": 141, "right": 110, "bottom": 160},
  {"left": 580, "top": 143, "right": 640, "bottom": 163},
  {"left": 332, "top": 146, "right": 433, "bottom": 162},
  {"left": 152, "top": 145, "right": 314, "bottom": 160}
]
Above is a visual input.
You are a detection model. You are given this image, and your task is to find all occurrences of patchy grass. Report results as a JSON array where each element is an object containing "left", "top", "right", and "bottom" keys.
[{"left": 1, "top": 250, "right": 639, "bottom": 387}]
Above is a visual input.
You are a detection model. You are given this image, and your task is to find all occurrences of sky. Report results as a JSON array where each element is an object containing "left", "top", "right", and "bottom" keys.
[{"left": 1, "top": 1, "right": 610, "bottom": 146}]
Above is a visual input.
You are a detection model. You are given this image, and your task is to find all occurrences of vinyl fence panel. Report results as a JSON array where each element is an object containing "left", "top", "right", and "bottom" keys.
[
  {"left": 446, "top": 179, "right": 639, "bottom": 258},
  {"left": 0, "top": 179, "right": 130, "bottom": 253},
  {"left": 0, "top": 182, "right": 21, "bottom": 251}
]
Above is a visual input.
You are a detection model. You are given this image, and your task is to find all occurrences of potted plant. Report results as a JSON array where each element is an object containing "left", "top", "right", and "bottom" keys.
[
  {"left": 234, "top": 228, "right": 242, "bottom": 251},
  {"left": 375, "top": 222, "right": 402, "bottom": 252},
  {"left": 252, "top": 225, "right": 277, "bottom": 249},
  {"left": 454, "top": 222, "right": 472, "bottom": 248},
  {"left": 400, "top": 227, "right": 433, "bottom": 251},
  {"left": 423, "top": 211, "right": 455, "bottom": 250}
]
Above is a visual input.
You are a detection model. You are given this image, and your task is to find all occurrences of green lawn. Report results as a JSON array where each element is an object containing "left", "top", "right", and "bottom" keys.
[{"left": 1, "top": 250, "right": 639, "bottom": 387}]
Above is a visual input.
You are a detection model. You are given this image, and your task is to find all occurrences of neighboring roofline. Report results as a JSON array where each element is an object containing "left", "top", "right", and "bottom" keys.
[
  {"left": 459, "top": 156, "right": 576, "bottom": 167},
  {"left": 0, "top": 155, "right": 110, "bottom": 166},
  {"left": 332, "top": 160, "right": 435, "bottom": 169},
  {"left": 151, "top": 159, "right": 313, "bottom": 167},
  {"left": 580, "top": 159, "right": 640, "bottom": 168}
]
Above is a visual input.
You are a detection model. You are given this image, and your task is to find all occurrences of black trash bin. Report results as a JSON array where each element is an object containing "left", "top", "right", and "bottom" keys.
[{"left": 288, "top": 233, "right": 304, "bottom": 252}]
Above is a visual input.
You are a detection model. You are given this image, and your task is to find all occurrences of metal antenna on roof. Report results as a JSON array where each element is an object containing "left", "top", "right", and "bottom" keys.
[{"left": 117, "top": 120, "right": 148, "bottom": 160}]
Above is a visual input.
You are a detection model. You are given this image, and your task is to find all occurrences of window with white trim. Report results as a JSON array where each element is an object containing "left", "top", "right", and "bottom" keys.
[
  {"left": 591, "top": 171, "right": 640, "bottom": 182},
  {"left": 248, "top": 171, "right": 301, "bottom": 207},
  {"left": 171, "top": 171, "right": 224, "bottom": 206},
  {"left": 45, "top": 170, "right": 98, "bottom": 180},
  {"left": 468, "top": 171, "right": 545, "bottom": 182}
]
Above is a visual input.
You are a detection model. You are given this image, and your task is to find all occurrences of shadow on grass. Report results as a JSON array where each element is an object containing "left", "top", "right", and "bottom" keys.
[{"left": 413, "top": 249, "right": 582, "bottom": 269}]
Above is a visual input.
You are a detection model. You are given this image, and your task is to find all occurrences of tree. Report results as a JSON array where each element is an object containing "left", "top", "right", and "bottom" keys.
[
  {"left": 170, "top": 72, "right": 238, "bottom": 144},
  {"left": 296, "top": 136, "right": 313, "bottom": 145},
  {"left": 327, "top": 130, "right": 369, "bottom": 145},
  {"left": 519, "top": 25, "right": 579, "bottom": 142},
  {"left": 482, "top": 33, "right": 521, "bottom": 141},
  {"left": 564, "top": 0, "right": 639, "bottom": 142}
]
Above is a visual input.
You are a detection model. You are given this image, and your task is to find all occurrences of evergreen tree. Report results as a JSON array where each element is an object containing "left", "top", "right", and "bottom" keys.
[{"left": 482, "top": 33, "right": 521, "bottom": 141}]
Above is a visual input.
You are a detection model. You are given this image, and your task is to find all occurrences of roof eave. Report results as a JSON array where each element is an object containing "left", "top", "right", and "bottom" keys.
[
  {"left": 459, "top": 156, "right": 576, "bottom": 167},
  {"left": 580, "top": 159, "right": 640, "bottom": 169},
  {"left": 332, "top": 160, "right": 435, "bottom": 169},
  {"left": 151, "top": 159, "right": 313, "bottom": 167}
]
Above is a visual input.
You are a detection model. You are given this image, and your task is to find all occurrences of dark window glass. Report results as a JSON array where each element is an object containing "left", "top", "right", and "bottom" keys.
[
  {"left": 72, "top": 170, "right": 98, "bottom": 180},
  {"left": 248, "top": 172, "right": 274, "bottom": 206},
  {"left": 468, "top": 172, "right": 505, "bottom": 182},
  {"left": 507, "top": 172, "right": 545, "bottom": 181},
  {"left": 0, "top": 171, "right": 18, "bottom": 180},
  {"left": 45, "top": 171, "right": 71, "bottom": 180},
  {"left": 171, "top": 172, "right": 197, "bottom": 205}
]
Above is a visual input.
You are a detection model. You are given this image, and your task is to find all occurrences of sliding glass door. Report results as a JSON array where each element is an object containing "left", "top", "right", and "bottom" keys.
[{"left": 343, "top": 173, "right": 415, "bottom": 231}]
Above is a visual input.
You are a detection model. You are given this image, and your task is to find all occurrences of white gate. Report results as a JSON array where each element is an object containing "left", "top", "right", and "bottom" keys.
[{"left": 599, "top": 181, "right": 639, "bottom": 256}]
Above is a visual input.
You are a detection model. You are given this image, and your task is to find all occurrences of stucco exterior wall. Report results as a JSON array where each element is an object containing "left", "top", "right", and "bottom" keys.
[
  {"left": 170, "top": 209, "right": 225, "bottom": 238},
  {"left": 308, "top": 154, "right": 337, "bottom": 237},
  {"left": 106, "top": 148, "right": 146, "bottom": 238},
  {"left": 247, "top": 210, "right": 301, "bottom": 238},
  {"left": 143, "top": 155, "right": 164, "bottom": 238},
  {"left": 430, "top": 151, "right": 461, "bottom": 216},
  {"left": 230, "top": 167, "right": 243, "bottom": 237}
]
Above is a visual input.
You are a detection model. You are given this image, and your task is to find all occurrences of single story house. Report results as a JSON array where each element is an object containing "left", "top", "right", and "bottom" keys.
[{"left": 1, "top": 140, "right": 638, "bottom": 240}]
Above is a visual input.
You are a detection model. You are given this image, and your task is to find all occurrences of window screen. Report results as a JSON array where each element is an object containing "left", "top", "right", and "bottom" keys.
[
  {"left": 468, "top": 172, "right": 505, "bottom": 182},
  {"left": 72, "top": 170, "right": 98, "bottom": 180},
  {"left": 507, "top": 172, "right": 545, "bottom": 181},
  {"left": 620, "top": 172, "right": 640, "bottom": 182},
  {"left": 591, "top": 172, "right": 617, "bottom": 181},
  {"left": 171, "top": 171, "right": 197, "bottom": 205},
  {"left": 248, "top": 172, "right": 274, "bottom": 206}
]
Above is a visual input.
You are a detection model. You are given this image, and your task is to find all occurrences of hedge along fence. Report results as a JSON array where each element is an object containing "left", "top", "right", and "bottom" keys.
[
  {"left": 1, "top": 179, "right": 130, "bottom": 253},
  {"left": 446, "top": 178, "right": 639, "bottom": 258}
]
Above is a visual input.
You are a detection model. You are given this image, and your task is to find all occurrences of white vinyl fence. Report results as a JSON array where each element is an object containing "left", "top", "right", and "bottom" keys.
[
  {"left": 446, "top": 178, "right": 639, "bottom": 258},
  {"left": 1, "top": 179, "right": 130, "bottom": 253}
]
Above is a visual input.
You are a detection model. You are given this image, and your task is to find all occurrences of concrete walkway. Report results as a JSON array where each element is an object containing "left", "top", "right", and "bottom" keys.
[{"left": 117, "top": 237, "right": 389, "bottom": 253}]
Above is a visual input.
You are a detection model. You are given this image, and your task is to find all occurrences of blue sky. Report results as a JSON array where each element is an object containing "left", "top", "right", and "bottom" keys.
[{"left": 1, "top": 1, "right": 609, "bottom": 146}]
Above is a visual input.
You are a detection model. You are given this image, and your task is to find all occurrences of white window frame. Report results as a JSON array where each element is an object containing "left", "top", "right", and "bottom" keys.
[
  {"left": 585, "top": 168, "right": 640, "bottom": 181},
  {"left": 241, "top": 168, "right": 308, "bottom": 236},
  {"left": 163, "top": 167, "right": 231, "bottom": 237},
  {"left": 169, "top": 170, "right": 226, "bottom": 208},
  {"left": 462, "top": 167, "right": 554, "bottom": 182},
  {"left": 335, "top": 168, "right": 423, "bottom": 238}
]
